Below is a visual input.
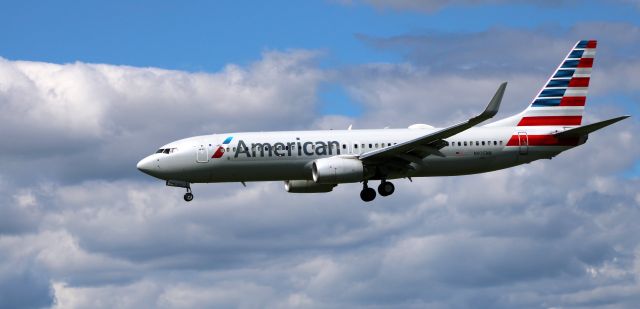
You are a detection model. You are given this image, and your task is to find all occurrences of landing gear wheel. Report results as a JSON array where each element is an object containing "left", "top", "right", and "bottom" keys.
[
  {"left": 184, "top": 192, "right": 194, "bottom": 202},
  {"left": 378, "top": 181, "right": 395, "bottom": 197},
  {"left": 360, "top": 186, "right": 376, "bottom": 202}
]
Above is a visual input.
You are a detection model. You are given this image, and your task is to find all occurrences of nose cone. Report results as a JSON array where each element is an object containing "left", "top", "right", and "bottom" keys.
[{"left": 136, "top": 156, "right": 157, "bottom": 176}]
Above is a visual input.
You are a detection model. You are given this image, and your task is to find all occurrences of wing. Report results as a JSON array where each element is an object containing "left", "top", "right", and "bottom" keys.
[{"left": 359, "top": 82, "right": 507, "bottom": 167}]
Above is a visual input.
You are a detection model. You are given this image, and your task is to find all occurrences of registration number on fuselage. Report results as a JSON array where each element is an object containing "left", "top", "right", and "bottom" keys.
[{"left": 473, "top": 151, "right": 492, "bottom": 156}]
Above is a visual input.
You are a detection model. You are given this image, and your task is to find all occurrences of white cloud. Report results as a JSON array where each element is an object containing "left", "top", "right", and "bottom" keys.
[{"left": 0, "top": 50, "right": 325, "bottom": 183}]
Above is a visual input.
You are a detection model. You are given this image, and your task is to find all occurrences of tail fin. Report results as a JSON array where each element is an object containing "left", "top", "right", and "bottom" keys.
[{"left": 487, "top": 40, "right": 597, "bottom": 127}]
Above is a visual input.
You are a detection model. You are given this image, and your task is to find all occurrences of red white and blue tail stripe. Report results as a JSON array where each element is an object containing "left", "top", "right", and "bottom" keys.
[{"left": 517, "top": 40, "right": 596, "bottom": 127}]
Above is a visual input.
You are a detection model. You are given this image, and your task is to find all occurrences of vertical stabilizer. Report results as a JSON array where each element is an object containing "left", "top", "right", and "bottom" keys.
[{"left": 487, "top": 40, "right": 596, "bottom": 127}]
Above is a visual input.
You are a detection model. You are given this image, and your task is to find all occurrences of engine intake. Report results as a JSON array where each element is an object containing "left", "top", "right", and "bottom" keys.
[
  {"left": 312, "top": 157, "right": 364, "bottom": 184},
  {"left": 285, "top": 180, "right": 336, "bottom": 193}
]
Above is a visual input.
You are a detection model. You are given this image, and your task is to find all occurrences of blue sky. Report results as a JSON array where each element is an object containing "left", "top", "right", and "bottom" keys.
[
  {"left": 1, "top": 1, "right": 639, "bottom": 308},
  {"left": 2, "top": 0, "right": 639, "bottom": 70}
]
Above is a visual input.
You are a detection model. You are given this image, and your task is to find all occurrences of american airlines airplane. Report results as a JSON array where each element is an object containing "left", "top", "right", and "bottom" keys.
[{"left": 137, "top": 40, "right": 628, "bottom": 202}]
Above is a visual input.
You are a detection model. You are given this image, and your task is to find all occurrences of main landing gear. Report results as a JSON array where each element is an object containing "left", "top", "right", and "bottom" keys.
[
  {"left": 378, "top": 180, "right": 395, "bottom": 197},
  {"left": 360, "top": 180, "right": 395, "bottom": 202},
  {"left": 360, "top": 182, "right": 376, "bottom": 202}
]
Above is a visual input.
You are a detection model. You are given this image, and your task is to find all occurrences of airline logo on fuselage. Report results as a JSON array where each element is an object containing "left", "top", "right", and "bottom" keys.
[{"left": 212, "top": 136, "right": 234, "bottom": 158}]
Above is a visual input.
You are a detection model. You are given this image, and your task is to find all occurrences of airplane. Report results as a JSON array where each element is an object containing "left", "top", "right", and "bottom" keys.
[{"left": 137, "top": 40, "right": 629, "bottom": 202}]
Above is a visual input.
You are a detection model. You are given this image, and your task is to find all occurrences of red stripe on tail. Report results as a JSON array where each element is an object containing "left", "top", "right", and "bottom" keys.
[
  {"left": 568, "top": 77, "right": 590, "bottom": 87},
  {"left": 518, "top": 116, "right": 582, "bottom": 126},
  {"left": 577, "top": 58, "right": 593, "bottom": 68},
  {"left": 559, "top": 96, "right": 586, "bottom": 106}
]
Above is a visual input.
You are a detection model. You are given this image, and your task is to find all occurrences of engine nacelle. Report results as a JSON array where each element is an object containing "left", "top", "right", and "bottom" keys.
[
  {"left": 312, "top": 157, "right": 364, "bottom": 184},
  {"left": 285, "top": 180, "right": 336, "bottom": 193}
]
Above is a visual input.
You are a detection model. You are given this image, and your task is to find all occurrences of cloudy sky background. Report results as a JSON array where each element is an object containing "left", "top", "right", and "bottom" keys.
[{"left": 1, "top": 0, "right": 639, "bottom": 308}]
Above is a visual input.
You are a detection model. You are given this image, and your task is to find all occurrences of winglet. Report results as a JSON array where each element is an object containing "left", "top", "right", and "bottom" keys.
[{"left": 471, "top": 82, "right": 507, "bottom": 122}]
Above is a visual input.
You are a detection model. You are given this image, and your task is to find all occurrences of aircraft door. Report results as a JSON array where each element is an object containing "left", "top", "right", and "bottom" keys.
[
  {"left": 517, "top": 132, "right": 528, "bottom": 155},
  {"left": 196, "top": 144, "right": 209, "bottom": 163}
]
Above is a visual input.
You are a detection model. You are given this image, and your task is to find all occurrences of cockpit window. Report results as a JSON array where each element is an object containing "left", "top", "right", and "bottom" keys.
[{"left": 156, "top": 148, "right": 177, "bottom": 154}]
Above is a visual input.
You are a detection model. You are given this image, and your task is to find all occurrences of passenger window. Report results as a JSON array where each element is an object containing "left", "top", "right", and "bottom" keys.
[
  {"left": 369, "top": 143, "right": 372, "bottom": 148},
  {"left": 354, "top": 144, "right": 358, "bottom": 149},
  {"left": 458, "top": 142, "right": 461, "bottom": 146},
  {"left": 482, "top": 141, "right": 485, "bottom": 146},
  {"left": 475, "top": 141, "right": 479, "bottom": 146},
  {"left": 499, "top": 141, "right": 503, "bottom": 145},
  {"left": 342, "top": 144, "right": 346, "bottom": 149},
  {"left": 375, "top": 143, "right": 378, "bottom": 148},
  {"left": 464, "top": 142, "right": 467, "bottom": 146},
  {"left": 388, "top": 143, "right": 391, "bottom": 146},
  {"left": 493, "top": 141, "right": 497, "bottom": 146},
  {"left": 362, "top": 144, "right": 365, "bottom": 148},
  {"left": 233, "top": 147, "right": 236, "bottom": 151}
]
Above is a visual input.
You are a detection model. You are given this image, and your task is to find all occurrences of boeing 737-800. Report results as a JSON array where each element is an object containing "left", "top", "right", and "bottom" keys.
[{"left": 137, "top": 40, "right": 629, "bottom": 202}]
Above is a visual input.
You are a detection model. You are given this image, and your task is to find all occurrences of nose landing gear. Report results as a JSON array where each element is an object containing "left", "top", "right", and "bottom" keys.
[
  {"left": 166, "top": 180, "right": 194, "bottom": 202},
  {"left": 184, "top": 188, "right": 194, "bottom": 202}
]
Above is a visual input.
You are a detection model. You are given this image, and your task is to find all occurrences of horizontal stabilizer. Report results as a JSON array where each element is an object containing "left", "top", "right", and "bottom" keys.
[{"left": 554, "top": 115, "right": 629, "bottom": 138}]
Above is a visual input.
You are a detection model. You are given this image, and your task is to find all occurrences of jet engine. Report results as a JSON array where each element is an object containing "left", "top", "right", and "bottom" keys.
[
  {"left": 285, "top": 180, "right": 336, "bottom": 193},
  {"left": 312, "top": 157, "right": 364, "bottom": 184}
]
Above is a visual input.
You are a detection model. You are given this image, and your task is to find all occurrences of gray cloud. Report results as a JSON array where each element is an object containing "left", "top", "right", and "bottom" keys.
[
  {"left": 346, "top": 23, "right": 640, "bottom": 129},
  {"left": 356, "top": 23, "right": 640, "bottom": 74},
  {"left": 341, "top": 0, "right": 636, "bottom": 13}
]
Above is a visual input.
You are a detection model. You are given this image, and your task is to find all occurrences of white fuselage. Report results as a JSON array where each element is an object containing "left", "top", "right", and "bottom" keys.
[{"left": 136, "top": 126, "right": 576, "bottom": 184}]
